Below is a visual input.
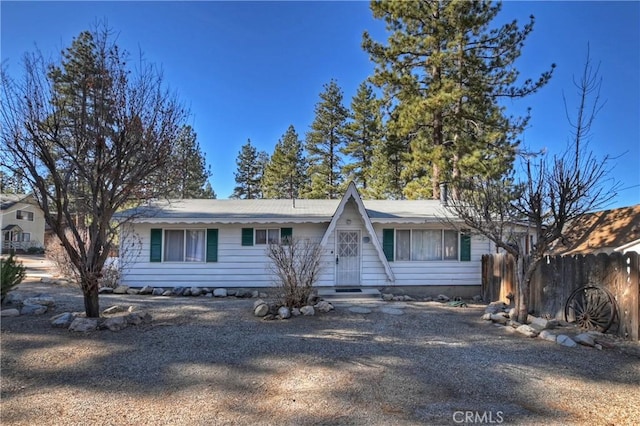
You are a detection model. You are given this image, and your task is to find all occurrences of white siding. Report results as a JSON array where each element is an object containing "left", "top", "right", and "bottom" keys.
[
  {"left": 121, "top": 222, "right": 331, "bottom": 288},
  {"left": 372, "top": 225, "right": 489, "bottom": 287},
  {"left": 1, "top": 202, "right": 46, "bottom": 249}
]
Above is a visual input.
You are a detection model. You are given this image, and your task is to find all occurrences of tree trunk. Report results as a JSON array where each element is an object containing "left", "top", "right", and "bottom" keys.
[
  {"left": 516, "top": 256, "right": 540, "bottom": 323},
  {"left": 82, "top": 278, "right": 100, "bottom": 318}
]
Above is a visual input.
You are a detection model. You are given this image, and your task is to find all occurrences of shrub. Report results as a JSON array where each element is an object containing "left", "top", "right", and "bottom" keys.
[
  {"left": 1, "top": 254, "right": 26, "bottom": 299},
  {"left": 27, "top": 246, "right": 45, "bottom": 254},
  {"left": 267, "top": 237, "right": 323, "bottom": 308}
]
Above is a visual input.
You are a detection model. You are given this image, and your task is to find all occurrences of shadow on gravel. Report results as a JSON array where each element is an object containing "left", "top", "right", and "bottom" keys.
[{"left": 2, "top": 283, "right": 639, "bottom": 425}]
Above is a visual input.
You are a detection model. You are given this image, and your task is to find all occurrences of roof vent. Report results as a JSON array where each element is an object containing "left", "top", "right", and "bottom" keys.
[{"left": 440, "top": 182, "right": 449, "bottom": 207}]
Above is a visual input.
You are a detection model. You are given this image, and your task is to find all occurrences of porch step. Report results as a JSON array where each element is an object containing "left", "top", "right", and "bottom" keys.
[{"left": 317, "top": 288, "right": 381, "bottom": 301}]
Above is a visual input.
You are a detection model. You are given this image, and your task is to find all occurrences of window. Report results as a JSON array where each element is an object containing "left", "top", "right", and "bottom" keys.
[
  {"left": 163, "top": 229, "right": 206, "bottom": 262},
  {"left": 21, "top": 233, "right": 31, "bottom": 242},
  {"left": 394, "top": 229, "right": 461, "bottom": 261},
  {"left": 16, "top": 210, "right": 34, "bottom": 221},
  {"left": 255, "top": 228, "right": 280, "bottom": 245}
]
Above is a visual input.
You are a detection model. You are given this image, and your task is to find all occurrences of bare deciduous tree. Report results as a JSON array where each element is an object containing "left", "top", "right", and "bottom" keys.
[
  {"left": 0, "top": 26, "right": 187, "bottom": 317},
  {"left": 448, "top": 52, "right": 618, "bottom": 322},
  {"left": 267, "top": 237, "right": 323, "bottom": 308}
]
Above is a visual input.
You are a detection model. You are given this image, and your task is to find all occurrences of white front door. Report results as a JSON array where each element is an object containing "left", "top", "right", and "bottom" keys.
[{"left": 336, "top": 230, "right": 361, "bottom": 286}]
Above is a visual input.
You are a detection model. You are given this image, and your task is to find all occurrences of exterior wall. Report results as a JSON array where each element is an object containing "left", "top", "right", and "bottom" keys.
[
  {"left": 120, "top": 222, "right": 331, "bottom": 288},
  {"left": 1, "top": 201, "right": 46, "bottom": 250},
  {"left": 372, "top": 224, "right": 489, "bottom": 287}
]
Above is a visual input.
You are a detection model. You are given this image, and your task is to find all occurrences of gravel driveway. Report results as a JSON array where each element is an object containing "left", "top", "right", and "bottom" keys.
[{"left": 1, "top": 262, "right": 639, "bottom": 425}]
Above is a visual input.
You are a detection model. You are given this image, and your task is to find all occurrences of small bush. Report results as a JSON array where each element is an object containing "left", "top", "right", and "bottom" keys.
[
  {"left": 27, "top": 246, "right": 45, "bottom": 254},
  {"left": 1, "top": 254, "right": 26, "bottom": 299}
]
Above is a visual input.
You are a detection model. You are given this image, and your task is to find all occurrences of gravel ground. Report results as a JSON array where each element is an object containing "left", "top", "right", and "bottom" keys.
[{"left": 1, "top": 258, "right": 639, "bottom": 425}]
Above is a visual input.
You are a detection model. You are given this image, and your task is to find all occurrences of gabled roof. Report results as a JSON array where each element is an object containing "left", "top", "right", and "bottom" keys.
[
  {"left": 0, "top": 194, "right": 35, "bottom": 211},
  {"left": 320, "top": 182, "right": 395, "bottom": 282},
  {"left": 550, "top": 204, "right": 640, "bottom": 255}
]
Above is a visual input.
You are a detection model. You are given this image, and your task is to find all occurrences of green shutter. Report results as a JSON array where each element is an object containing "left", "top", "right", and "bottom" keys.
[
  {"left": 206, "top": 229, "right": 218, "bottom": 262},
  {"left": 382, "top": 229, "right": 394, "bottom": 261},
  {"left": 150, "top": 228, "right": 162, "bottom": 262},
  {"left": 241, "top": 228, "right": 254, "bottom": 246},
  {"left": 460, "top": 231, "right": 471, "bottom": 261},
  {"left": 281, "top": 227, "right": 293, "bottom": 244}
]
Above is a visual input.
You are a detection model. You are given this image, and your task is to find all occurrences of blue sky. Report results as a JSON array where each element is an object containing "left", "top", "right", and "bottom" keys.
[{"left": 2, "top": 1, "right": 639, "bottom": 208}]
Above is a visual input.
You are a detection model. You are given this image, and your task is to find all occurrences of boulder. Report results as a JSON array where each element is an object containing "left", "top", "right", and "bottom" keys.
[
  {"left": 139, "top": 285, "right": 154, "bottom": 295},
  {"left": 162, "top": 290, "right": 172, "bottom": 296},
  {"left": 1, "top": 308, "right": 20, "bottom": 317},
  {"left": 172, "top": 287, "right": 185, "bottom": 296},
  {"left": 484, "top": 301, "right": 507, "bottom": 315},
  {"left": 254, "top": 303, "right": 269, "bottom": 317},
  {"left": 508, "top": 308, "right": 517, "bottom": 319},
  {"left": 252, "top": 291, "right": 260, "bottom": 298},
  {"left": 436, "top": 294, "right": 450, "bottom": 302},
  {"left": 50, "top": 312, "right": 76, "bottom": 328},
  {"left": 472, "top": 295, "right": 483, "bottom": 302},
  {"left": 403, "top": 295, "right": 415, "bottom": 301},
  {"left": 306, "top": 293, "right": 320, "bottom": 305},
  {"left": 190, "top": 287, "right": 202, "bottom": 297},
  {"left": 538, "top": 330, "right": 557, "bottom": 342},
  {"left": 103, "top": 316, "right": 129, "bottom": 331},
  {"left": 213, "top": 288, "right": 228, "bottom": 297},
  {"left": 382, "top": 293, "right": 394, "bottom": 301},
  {"left": 235, "top": 288, "right": 252, "bottom": 298},
  {"left": 20, "top": 304, "right": 47, "bottom": 315},
  {"left": 527, "top": 316, "right": 551, "bottom": 331},
  {"left": 126, "top": 312, "right": 152, "bottom": 326},
  {"left": 481, "top": 313, "right": 492, "bottom": 321},
  {"left": 259, "top": 292, "right": 268, "bottom": 298},
  {"left": 314, "top": 301, "right": 334, "bottom": 313},
  {"left": 152, "top": 288, "right": 164, "bottom": 296},
  {"left": 98, "top": 287, "right": 114, "bottom": 294},
  {"left": 226, "top": 289, "right": 237, "bottom": 297},
  {"left": 69, "top": 317, "right": 98, "bottom": 332},
  {"left": 291, "top": 308, "right": 301, "bottom": 317},
  {"left": 574, "top": 333, "right": 596, "bottom": 347},
  {"left": 102, "top": 305, "right": 129, "bottom": 315},
  {"left": 182, "top": 288, "right": 192, "bottom": 296},
  {"left": 3, "top": 292, "right": 24, "bottom": 306},
  {"left": 489, "top": 313, "right": 508, "bottom": 325},
  {"left": 556, "top": 334, "right": 577, "bottom": 348},
  {"left": 127, "top": 289, "right": 140, "bottom": 295},
  {"left": 300, "top": 305, "right": 315, "bottom": 316},
  {"left": 253, "top": 299, "right": 267, "bottom": 310},
  {"left": 278, "top": 306, "right": 291, "bottom": 319},
  {"left": 516, "top": 324, "right": 539, "bottom": 337},
  {"left": 112, "top": 286, "right": 129, "bottom": 294}
]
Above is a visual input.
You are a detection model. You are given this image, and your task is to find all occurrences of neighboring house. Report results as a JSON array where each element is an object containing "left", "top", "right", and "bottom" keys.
[
  {"left": 117, "top": 183, "right": 495, "bottom": 295},
  {"left": 550, "top": 204, "right": 640, "bottom": 255},
  {"left": 0, "top": 193, "right": 46, "bottom": 253}
]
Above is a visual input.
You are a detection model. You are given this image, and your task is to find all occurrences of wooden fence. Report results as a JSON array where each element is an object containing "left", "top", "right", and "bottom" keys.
[{"left": 482, "top": 252, "right": 640, "bottom": 341}]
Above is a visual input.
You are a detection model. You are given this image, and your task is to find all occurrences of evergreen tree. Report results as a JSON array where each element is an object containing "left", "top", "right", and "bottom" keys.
[
  {"left": 367, "top": 126, "right": 409, "bottom": 199},
  {"left": 262, "top": 125, "right": 307, "bottom": 199},
  {"left": 232, "top": 139, "right": 266, "bottom": 199},
  {"left": 168, "top": 125, "right": 216, "bottom": 199},
  {"left": 305, "top": 80, "right": 349, "bottom": 199},
  {"left": 363, "top": 0, "right": 554, "bottom": 199},
  {"left": 341, "top": 82, "right": 382, "bottom": 196}
]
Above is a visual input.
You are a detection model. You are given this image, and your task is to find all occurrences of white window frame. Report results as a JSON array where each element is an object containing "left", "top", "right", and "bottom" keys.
[
  {"left": 255, "top": 228, "right": 280, "bottom": 245},
  {"left": 163, "top": 229, "right": 206, "bottom": 263},
  {"left": 16, "top": 210, "right": 34, "bottom": 221},
  {"left": 394, "top": 229, "right": 460, "bottom": 262}
]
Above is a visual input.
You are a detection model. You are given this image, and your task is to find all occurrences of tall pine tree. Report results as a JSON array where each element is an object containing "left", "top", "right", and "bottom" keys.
[
  {"left": 232, "top": 139, "right": 266, "bottom": 199},
  {"left": 341, "top": 82, "right": 382, "bottom": 196},
  {"left": 168, "top": 125, "right": 215, "bottom": 199},
  {"left": 363, "top": 0, "right": 554, "bottom": 199},
  {"left": 262, "top": 125, "right": 307, "bottom": 199},
  {"left": 305, "top": 80, "right": 349, "bottom": 199}
]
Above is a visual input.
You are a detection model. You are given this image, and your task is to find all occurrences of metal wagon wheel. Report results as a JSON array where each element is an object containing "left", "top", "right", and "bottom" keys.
[{"left": 564, "top": 285, "right": 618, "bottom": 333}]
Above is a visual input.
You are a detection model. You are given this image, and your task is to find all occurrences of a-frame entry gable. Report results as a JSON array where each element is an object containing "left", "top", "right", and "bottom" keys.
[{"left": 320, "top": 182, "right": 395, "bottom": 283}]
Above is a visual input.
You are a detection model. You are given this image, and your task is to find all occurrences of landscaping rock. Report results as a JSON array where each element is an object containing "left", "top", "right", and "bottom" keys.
[
  {"left": 126, "top": 312, "right": 152, "bottom": 325},
  {"left": 259, "top": 292, "right": 268, "bottom": 298},
  {"left": 539, "top": 330, "right": 557, "bottom": 342},
  {"left": 314, "top": 301, "right": 334, "bottom": 313},
  {"left": 528, "top": 316, "right": 551, "bottom": 331},
  {"left": 556, "top": 334, "right": 578, "bottom": 348},
  {"left": 127, "top": 289, "right": 140, "bottom": 295},
  {"left": 3, "top": 292, "right": 24, "bottom": 306},
  {"left": 50, "top": 312, "right": 76, "bottom": 328},
  {"left": 516, "top": 324, "right": 539, "bottom": 337},
  {"left": 278, "top": 306, "right": 291, "bottom": 319},
  {"left": 190, "top": 287, "right": 202, "bottom": 297},
  {"left": 252, "top": 291, "right": 260, "bottom": 298},
  {"left": 183, "top": 288, "right": 192, "bottom": 296},
  {"left": 152, "top": 288, "right": 164, "bottom": 296},
  {"left": 20, "top": 304, "right": 47, "bottom": 315},
  {"left": 102, "top": 305, "right": 129, "bottom": 315},
  {"left": 69, "top": 317, "right": 98, "bottom": 332},
  {"left": 490, "top": 313, "right": 508, "bottom": 325},
  {"left": 403, "top": 295, "right": 415, "bottom": 301},
  {"left": 380, "top": 307, "right": 404, "bottom": 316},
  {"left": 348, "top": 306, "right": 372, "bottom": 314},
  {"left": 254, "top": 303, "right": 269, "bottom": 317},
  {"left": 98, "top": 287, "right": 114, "bottom": 294},
  {"left": 484, "top": 301, "right": 507, "bottom": 314},
  {"left": 113, "top": 286, "right": 129, "bottom": 294},
  {"left": 306, "top": 293, "right": 320, "bottom": 305},
  {"left": 235, "top": 288, "right": 252, "bottom": 298},
  {"left": 472, "top": 295, "right": 483, "bottom": 302},
  {"left": 213, "top": 288, "right": 227, "bottom": 297},
  {"left": 382, "top": 293, "right": 394, "bottom": 301},
  {"left": 508, "top": 308, "right": 517, "bottom": 319},
  {"left": 436, "top": 294, "right": 450, "bottom": 302},
  {"left": 1, "top": 308, "right": 20, "bottom": 317},
  {"left": 162, "top": 290, "right": 172, "bottom": 296},
  {"left": 262, "top": 314, "right": 275, "bottom": 321},
  {"left": 574, "top": 333, "right": 596, "bottom": 347},
  {"left": 103, "top": 316, "right": 128, "bottom": 331},
  {"left": 172, "top": 287, "right": 185, "bottom": 296},
  {"left": 300, "top": 305, "right": 315, "bottom": 316},
  {"left": 139, "top": 285, "right": 153, "bottom": 295},
  {"left": 481, "top": 313, "right": 492, "bottom": 321},
  {"left": 291, "top": 308, "right": 301, "bottom": 317}
]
